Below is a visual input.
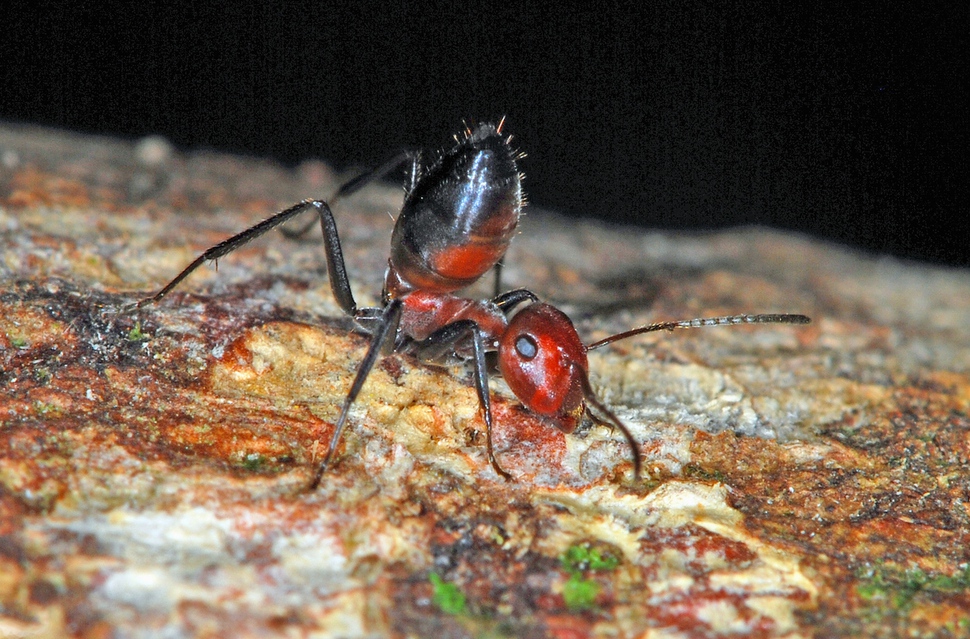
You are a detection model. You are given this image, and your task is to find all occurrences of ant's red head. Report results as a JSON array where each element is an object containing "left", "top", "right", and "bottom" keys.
[
  {"left": 498, "top": 301, "right": 643, "bottom": 479},
  {"left": 498, "top": 303, "right": 588, "bottom": 429}
]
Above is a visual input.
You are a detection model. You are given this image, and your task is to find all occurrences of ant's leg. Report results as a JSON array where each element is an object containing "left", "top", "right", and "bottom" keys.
[
  {"left": 310, "top": 298, "right": 404, "bottom": 489},
  {"left": 492, "top": 288, "right": 539, "bottom": 314},
  {"left": 354, "top": 306, "right": 390, "bottom": 334},
  {"left": 310, "top": 200, "right": 359, "bottom": 316},
  {"left": 126, "top": 199, "right": 329, "bottom": 310},
  {"left": 281, "top": 150, "right": 415, "bottom": 239},
  {"left": 411, "top": 320, "right": 512, "bottom": 480},
  {"left": 470, "top": 323, "right": 512, "bottom": 480},
  {"left": 126, "top": 199, "right": 361, "bottom": 318},
  {"left": 409, "top": 319, "right": 475, "bottom": 362},
  {"left": 576, "top": 370, "right": 642, "bottom": 481},
  {"left": 492, "top": 260, "right": 504, "bottom": 298},
  {"left": 336, "top": 150, "right": 416, "bottom": 200}
]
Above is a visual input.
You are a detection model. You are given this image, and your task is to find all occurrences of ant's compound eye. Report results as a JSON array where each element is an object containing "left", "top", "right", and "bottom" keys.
[{"left": 514, "top": 334, "right": 538, "bottom": 360}]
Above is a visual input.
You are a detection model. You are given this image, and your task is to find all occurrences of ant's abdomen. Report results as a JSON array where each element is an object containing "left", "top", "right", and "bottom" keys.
[{"left": 386, "top": 124, "right": 522, "bottom": 296}]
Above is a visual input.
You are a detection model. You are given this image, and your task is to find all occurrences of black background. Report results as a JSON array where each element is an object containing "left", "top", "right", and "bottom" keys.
[{"left": 5, "top": 3, "right": 968, "bottom": 266}]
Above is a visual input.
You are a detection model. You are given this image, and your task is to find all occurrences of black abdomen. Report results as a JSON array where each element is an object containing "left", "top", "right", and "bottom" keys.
[{"left": 386, "top": 123, "right": 522, "bottom": 296}]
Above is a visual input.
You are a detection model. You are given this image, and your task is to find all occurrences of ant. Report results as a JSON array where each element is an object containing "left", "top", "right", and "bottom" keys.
[{"left": 125, "top": 120, "right": 810, "bottom": 487}]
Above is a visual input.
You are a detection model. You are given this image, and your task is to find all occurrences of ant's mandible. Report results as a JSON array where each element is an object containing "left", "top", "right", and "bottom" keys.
[{"left": 125, "top": 120, "right": 810, "bottom": 487}]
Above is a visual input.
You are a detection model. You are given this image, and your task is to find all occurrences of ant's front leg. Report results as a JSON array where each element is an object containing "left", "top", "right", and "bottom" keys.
[
  {"left": 411, "top": 320, "right": 513, "bottom": 481},
  {"left": 576, "top": 372, "right": 643, "bottom": 481},
  {"left": 492, "top": 288, "right": 539, "bottom": 314}
]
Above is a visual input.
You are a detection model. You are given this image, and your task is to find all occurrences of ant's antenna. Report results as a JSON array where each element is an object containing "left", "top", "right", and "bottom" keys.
[{"left": 586, "top": 314, "right": 810, "bottom": 351}]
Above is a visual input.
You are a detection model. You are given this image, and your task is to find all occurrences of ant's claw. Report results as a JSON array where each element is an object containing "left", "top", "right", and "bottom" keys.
[
  {"left": 493, "top": 465, "right": 514, "bottom": 482},
  {"left": 307, "top": 458, "right": 332, "bottom": 492}
]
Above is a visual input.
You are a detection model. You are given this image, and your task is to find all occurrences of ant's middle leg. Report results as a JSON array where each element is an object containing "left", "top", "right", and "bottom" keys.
[
  {"left": 492, "top": 260, "right": 504, "bottom": 298},
  {"left": 310, "top": 298, "right": 404, "bottom": 490}
]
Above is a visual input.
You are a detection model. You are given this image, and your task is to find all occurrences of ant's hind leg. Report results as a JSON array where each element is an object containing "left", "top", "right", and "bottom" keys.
[
  {"left": 127, "top": 149, "right": 416, "bottom": 314},
  {"left": 126, "top": 199, "right": 326, "bottom": 311},
  {"left": 126, "top": 197, "right": 364, "bottom": 318},
  {"left": 282, "top": 150, "right": 415, "bottom": 240}
]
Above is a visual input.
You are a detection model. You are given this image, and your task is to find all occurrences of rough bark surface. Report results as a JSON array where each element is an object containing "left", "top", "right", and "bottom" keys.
[{"left": 1, "top": 124, "right": 968, "bottom": 638}]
